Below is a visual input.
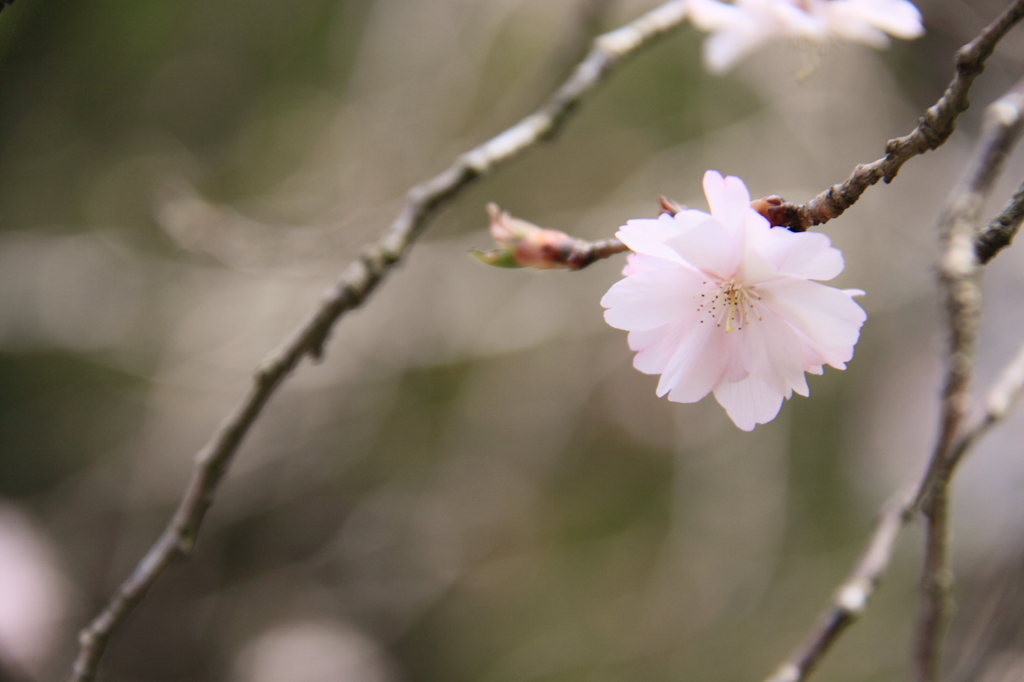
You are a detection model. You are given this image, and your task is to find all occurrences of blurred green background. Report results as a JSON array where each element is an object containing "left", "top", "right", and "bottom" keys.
[{"left": 2, "top": 1, "right": 1024, "bottom": 681}]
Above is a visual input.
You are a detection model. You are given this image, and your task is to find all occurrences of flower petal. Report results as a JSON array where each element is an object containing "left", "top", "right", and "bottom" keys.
[
  {"left": 657, "top": 320, "right": 730, "bottom": 402},
  {"left": 751, "top": 227, "right": 845, "bottom": 281},
  {"left": 713, "top": 373, "right": 785, "bottom": 431},
  {"left": 622, "top": 253, "right": 676, "bottom": 276},
  {"left": 824, "top": 12, "right": 891, "bottom": 47},
  {"left": 831, "top": 0, "right": 924, "bottom": 39},
  {"left": 602, "top": 266, "right": 707, "bottom": 332},
  {"left": 664, "top": 219, "right": 739, "bottom": 280},
  {"left": 688, "top": 0, "right": 749, "bottom": 30},
  {"left": 628, "top": 323, "right": 688, "bottom": 376},
  {"left": 615, "top": 214, "right": 689, "bottom": 264},
  {"left": 758, "top": 277, "right": 867, "bottom": 369},
  {"left": 773, "top": 0, "right": 827, "bottom": 38},
  {"left": 703, "top": 29, "right": 770, "bottom": 73},
  {"left": 702, "top": 171, "right": 752, "bottom": 237},
  {"left": 735, "top": 305, "right": 810, "bottom": 396}
]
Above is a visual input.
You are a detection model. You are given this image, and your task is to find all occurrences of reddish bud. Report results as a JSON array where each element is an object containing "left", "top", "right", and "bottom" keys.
[
  {"left": 751, "top": 195, "right": 805, "bottom": 231},
  {"left": 473, "top": 203, "right": 586, "bottom": 270},
  {"left": 659, "top": 195, "right": 684, "bottom": 216}
]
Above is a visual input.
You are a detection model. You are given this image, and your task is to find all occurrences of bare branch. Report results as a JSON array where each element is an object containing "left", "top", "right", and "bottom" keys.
[
  {"left": 66, "top": 3, "right": 690, "bottom": 681},
  {"left": 947, "top": 340, "right": 1024, "bottom": 472},
  {"left": 762, "top": 336, "right": 1024, "bottom": 682},
  {"left": 975, "top": 179, "right": 1024, "bottom": 264},
  {"left": 914, "top": 77, "right": 1024, "bottom": 682},
  {"left": 762, "top": 483, "right": 918, "bottom": 682},
  {"left": 761, "top": 76, "right": 1024, "bottom": 682},
  {"left": 760, "top": 0, "right": 1024, "bottom": 232}
]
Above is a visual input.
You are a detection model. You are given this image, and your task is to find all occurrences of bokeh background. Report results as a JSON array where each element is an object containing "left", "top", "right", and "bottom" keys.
[{"left": 2, "top": 0, "right": 1024, "bottom": 680}]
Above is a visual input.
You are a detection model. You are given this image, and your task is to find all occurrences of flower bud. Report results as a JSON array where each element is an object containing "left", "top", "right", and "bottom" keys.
[{"left": 472, "top": 203, "right": 585, "bottom": 270}]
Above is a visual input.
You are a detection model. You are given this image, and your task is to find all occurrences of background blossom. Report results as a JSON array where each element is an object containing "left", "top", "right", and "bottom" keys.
[
  {"left": 602, "top": 171, "right": 867, "bottom": 430},
  {"left": 687, "top": 0, "right": 925, "bottom": 72}
]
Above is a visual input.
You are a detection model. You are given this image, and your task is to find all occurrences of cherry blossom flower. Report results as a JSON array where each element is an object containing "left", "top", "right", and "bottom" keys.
[
  {"left": 686, "top": 0, "right": 925, "bottom": 73},
  {"left": 601, "top": 170, "right": 866, "bottom": 431}
]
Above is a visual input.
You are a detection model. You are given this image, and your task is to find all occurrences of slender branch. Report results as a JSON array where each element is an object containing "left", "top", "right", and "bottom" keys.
[
  {"left": 761, "top": 78, "right": 1024, "bottom": 682},
  {"left": 760, "top": 0, "right": 1024, "bottom": 232},
  {"left": 975, "top": 179, "right": 1024, "bottom": 264},
  {"left": 948, "top": 340, "right": 1024, "bottom": 470},
  {"left": 567, "top": 237, "right": 630, "bottom": 268},
  {"left": 914, "top": 77, "right": 1024, "bottom": 682},
  {"left": 762, "top": 482, "right": 918, "bottom": 682},
  {"left": 66, "top": 4, "right": 690, "bottom": 681},
  {"left": 761, "top": 336, "right": 1024, "bottom": 682}
]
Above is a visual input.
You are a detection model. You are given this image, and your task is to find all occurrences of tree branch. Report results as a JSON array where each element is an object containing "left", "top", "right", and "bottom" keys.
[
  {"left": 762, "top": 482, "right": 918, "bottom": 682},
  {"left": 975, "top": 179, "right": 1024, "bottom": 264},
  {"left": 760, "top": 0, "right": 1024, "bottom": 232},
  {"left": 761, "top": 76, "right": 1024, "bottom": 682},
  {"left": 762, "top": 335, "right": 1024, "bottom": 682},
  {"left": 914, "top": 76, "right": 1024, "bottom": 682},
  {"left": 66, "top": 3, "right": 690, "bottom": 681}
]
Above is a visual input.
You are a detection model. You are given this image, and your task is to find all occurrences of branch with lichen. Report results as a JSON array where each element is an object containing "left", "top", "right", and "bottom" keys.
[{"left": 66, "top": 3, "right": 692, "bottom": 681}]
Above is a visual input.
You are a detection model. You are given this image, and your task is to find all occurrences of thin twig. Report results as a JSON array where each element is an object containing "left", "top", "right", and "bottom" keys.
[
  {"left": 761, "top": 77, "right": 1024, "bottom": 682},
  {"left": 762, "top": 482, "right": 918, "bottom": 682},
  {"left": 567, "top": 237, "right": 631, "bottom": 268},
  {"left": 949, "top": 340, "right": 1024, "bottom": 470},
  {"left": 914, "top": 77, "right": 1024, "bottom": 682},
  {"left": 759, "top": 0, "right": 1024, "bottom": 232},
  {"left": 975, "top": 179, "right": 1024, "bottom": 264},
  {"left": 66, "top": 3, "right": 690, "bottom": 681},
  {"left": 762, "top": 336, "right": 1024, "bottom": 682}
]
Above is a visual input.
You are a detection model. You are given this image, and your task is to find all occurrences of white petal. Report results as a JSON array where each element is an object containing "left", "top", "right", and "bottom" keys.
[
  {"left": 713, "top": 373, "right": 786, "bottom": 431},
  {"left": 833, "top": 0, "right": 924, "bottom": 39},
  {"left": 601, "top": 266, "right": 707, "bottom": 332},
  {"left": 826, "top": 14, "right": 891, "bottom": 47},
  {"left": 758, "top": 277, "right": 867, "bottom": 369},
  {"left": 702, "top": 170, "right": 728, "bottom": 215},
  {"left": 628, "top": 324, "right": 688, "bottom": 376},
  {"left": 773, "top": 1, "right": 827, "bottom": 39},
  {"left": 623, "top": 253, "right": 677, "bottom": 276},
  {"left": 702, "top": 171, "right": 751, "bottom": 236},
  {"left": 735, "top": 305, "right": 811, "bottom": 397},
  {"left": 700, "top": 17, "right": 773, "bottom": 73},
  {"left": 615, "top": 214, "right": 688, "bottom": 264},
  {"left": 672, "top": 208, "right": 715, "bottom": 232},
  {"left": 665, "top": 219, "right": 740, "bottom": 280},
  {"left": 687, "top": 0, "right": 748, "bottom": 31},
  {"left": 751, "top": 227, "right": 844, "bottom": 281},
  {"left": 657, "top": 320, "right": 731, "bottom": 402}
]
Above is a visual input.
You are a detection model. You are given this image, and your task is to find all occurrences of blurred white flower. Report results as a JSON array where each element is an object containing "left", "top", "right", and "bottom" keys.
[
  {"left": 601, "top": 171, "right": 866, "bottom": 431},
  {"left": 234, "top": 621, "right": 393, "bottom": 682},
  {"left": 0, "top": 504, "right": 66, "bottom": 675},
  {"left": 687, "top": 0, "right": 925, "bottom": 73}
]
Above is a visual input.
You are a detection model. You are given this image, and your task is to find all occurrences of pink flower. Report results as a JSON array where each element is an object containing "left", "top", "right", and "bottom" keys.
[
  {"left": 601, "top": 171, "right": 866, "bottom": 431},
  {"left": 687, "top": 0, "right": 925, "bottom": 73}
]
